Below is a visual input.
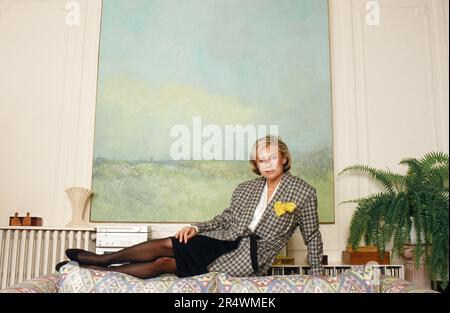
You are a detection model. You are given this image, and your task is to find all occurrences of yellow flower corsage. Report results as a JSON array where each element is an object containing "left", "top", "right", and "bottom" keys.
[{"left": 274, "top": 201, "right": 297, "bottom": 217}]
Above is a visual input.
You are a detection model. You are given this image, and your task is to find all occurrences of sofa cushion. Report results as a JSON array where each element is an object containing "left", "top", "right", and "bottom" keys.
[
  {"left": 380, "top": 277, "right": 438, "bottom": 293},
  {"left": 217, "top": 273, "right": 337, "bottom": 293},
  {"left": 58, "top": 263, "right": 218, "bottom": 293},
  {"left": 217, "top": 266, "right": 378, "bottom": 293},
  {"left": 0, "top": 274, "right": 60, "bottom": 293},
  {"left": 331, "top": 266, "right": 379, "bottom": 293}
]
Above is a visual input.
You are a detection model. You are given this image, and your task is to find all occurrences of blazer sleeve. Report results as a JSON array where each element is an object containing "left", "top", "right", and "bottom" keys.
[
  {"left": 191, "top": 185, "right": 239, "bottom": 233},
  {"left": 298, "top": 190, "right": 324, "bottom": 276}
]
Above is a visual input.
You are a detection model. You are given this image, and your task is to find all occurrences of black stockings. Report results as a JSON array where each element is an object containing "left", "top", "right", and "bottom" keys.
[{"left": 75, "top": 237, "right": 177, "bottom": 279}]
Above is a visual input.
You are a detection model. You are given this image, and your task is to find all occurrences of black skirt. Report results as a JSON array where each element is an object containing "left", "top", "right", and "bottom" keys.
[{"left": 170, "top": 235, "right": 241, "bottom": 278}]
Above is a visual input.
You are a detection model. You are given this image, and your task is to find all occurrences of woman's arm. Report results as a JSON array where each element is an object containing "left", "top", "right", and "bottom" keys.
[{"left": 298, "top": 190, "right": 324, "bottom": 276}]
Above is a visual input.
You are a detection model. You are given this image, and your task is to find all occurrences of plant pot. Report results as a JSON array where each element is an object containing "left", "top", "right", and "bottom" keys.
[{"left": 402, "top": 244, "right": 431, "bottom": 289}]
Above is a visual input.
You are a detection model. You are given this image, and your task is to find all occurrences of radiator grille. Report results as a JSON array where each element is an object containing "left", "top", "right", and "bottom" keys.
[{"left": 0, "top": 227, "right": 95, "bottom": 289}]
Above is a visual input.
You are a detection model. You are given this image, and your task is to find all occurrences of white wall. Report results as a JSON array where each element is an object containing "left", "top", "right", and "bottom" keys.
[{"left": 0, "top": 0, "right": 448, "bottom": 264}]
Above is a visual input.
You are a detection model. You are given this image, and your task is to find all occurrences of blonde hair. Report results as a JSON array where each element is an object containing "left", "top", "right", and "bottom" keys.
[{"left": 249, "top": 135, "right": 292, "bottom": 175}]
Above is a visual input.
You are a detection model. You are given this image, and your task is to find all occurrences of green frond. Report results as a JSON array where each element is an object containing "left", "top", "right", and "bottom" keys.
[
  {"left": 419, "top": 151, "right": 449, "bottom": 172},
  {"left": 400, "top": 158, "right": 423, "bottom": 182},
  {"left": 339, "top": 164, "right": 402, "bottom": 193}
]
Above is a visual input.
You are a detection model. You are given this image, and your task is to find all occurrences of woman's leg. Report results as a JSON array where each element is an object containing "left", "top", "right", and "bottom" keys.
[
  {"left": 76, "top": 237, "right": 174, "bottom": 266},
  {"left": 80, "top": 257, "right": 177, "bottom": 279}
]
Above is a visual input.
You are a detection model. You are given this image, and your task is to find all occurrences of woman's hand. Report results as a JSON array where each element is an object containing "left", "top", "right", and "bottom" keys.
[{"left": 175, "top": 226, "right": 198, "bottom": 244}]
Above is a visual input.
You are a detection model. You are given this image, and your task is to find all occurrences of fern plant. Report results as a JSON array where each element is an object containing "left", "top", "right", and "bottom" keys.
[{"left": 339, "top": 152, "right": 449, "bottom": 287}]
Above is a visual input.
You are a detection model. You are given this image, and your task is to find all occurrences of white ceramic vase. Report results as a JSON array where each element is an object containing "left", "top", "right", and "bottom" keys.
[{"left": 65, "top": 187, "right": 93, "bottom": 227}]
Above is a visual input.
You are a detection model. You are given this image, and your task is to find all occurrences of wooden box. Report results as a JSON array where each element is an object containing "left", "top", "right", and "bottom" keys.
[
  {"left": 272, "top": 256, "right": 295, "bottom": 265},
  {"left": 342, "top": 250, "right": 390, "bottom": 265}
]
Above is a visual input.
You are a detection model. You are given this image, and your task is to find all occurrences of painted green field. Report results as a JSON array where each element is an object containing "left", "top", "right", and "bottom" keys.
[{"left": 90, "top": 148, "right": 334, "bottom": 223}]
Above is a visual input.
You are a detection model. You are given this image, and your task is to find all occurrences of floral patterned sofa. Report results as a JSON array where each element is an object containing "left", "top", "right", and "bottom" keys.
[{"left": 0, "top": 263, "right": 436, "bottom": 293}]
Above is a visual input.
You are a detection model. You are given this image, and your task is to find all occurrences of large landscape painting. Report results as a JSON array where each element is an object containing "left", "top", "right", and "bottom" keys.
[{"left": 91, "top": 0, "right": 335, "bottom": 223}]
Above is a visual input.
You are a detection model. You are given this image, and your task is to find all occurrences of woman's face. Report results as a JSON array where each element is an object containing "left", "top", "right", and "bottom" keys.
[{"left": 256, "top": 144, "right": 286, "bottom": 181}]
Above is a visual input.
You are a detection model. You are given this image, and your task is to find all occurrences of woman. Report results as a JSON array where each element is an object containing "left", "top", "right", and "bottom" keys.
[{"left": 57, "top": 135, "right": 323, "bottom": 278}]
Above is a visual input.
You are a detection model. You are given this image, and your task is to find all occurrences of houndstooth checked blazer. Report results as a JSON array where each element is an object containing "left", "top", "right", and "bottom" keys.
[{"left": 192, "top": 171, "right": 324, "bottom": 277}]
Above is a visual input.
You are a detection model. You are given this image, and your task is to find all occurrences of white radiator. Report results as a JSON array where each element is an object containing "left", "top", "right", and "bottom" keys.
[{"left": 0, "top": 226, "right": 96, "bottom": 289}]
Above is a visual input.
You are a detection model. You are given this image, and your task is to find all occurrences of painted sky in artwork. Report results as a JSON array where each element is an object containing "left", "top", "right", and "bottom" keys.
[{"left": 94, "top": 0, "right": 332, "bottom": 162}]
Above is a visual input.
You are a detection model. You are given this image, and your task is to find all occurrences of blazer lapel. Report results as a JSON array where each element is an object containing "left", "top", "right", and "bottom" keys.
[
  {"left": 238, "top": 177, "right": 265, "bottom": 235},
  {"left": 253, "top": 172, "right": 292, "bottom": 233}
]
